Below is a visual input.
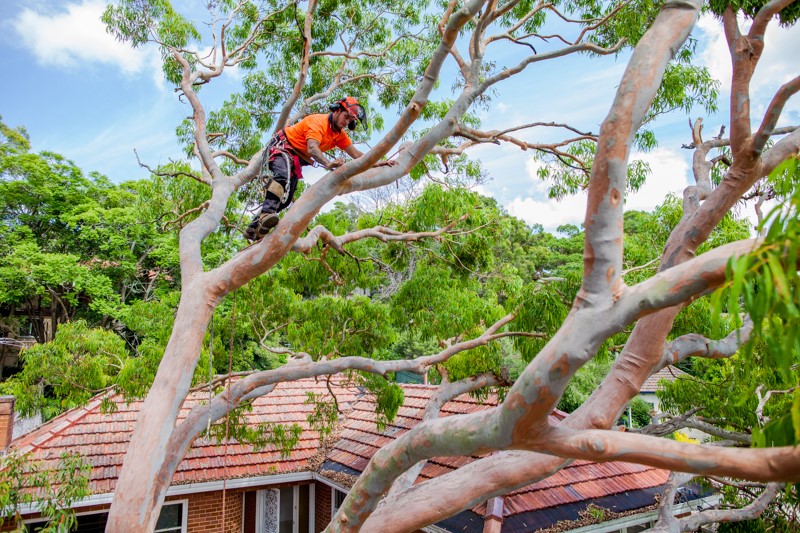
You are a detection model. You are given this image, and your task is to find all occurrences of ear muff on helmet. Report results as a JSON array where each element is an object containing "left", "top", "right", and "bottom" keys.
[{"left": 329, "top": 97, "right": 368, "bottom": 130}]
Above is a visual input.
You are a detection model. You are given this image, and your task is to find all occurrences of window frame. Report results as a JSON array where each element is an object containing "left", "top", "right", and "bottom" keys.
[
  {"left": 256, "top": 485, "right": 315, "bottom": 533},
  {"left": 331, "top": 488, "right": 347, "bottom": 519},
  {"left": 154, "top": 500, "right": 188, "bottom": 533},
  {"left": 23, "top": 500, "right": 188, "bottom": 533}
]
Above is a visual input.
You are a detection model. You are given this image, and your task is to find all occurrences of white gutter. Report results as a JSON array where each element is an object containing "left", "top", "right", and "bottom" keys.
[{"left": 19, "top": 470, "right": 361, "bottom": 514}]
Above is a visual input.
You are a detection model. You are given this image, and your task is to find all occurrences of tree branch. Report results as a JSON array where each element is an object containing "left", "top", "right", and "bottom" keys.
[
  {"left": 163, "top": 309, "right": 522, "bottom": 488},
  {"left": 749, "top": 0, "right": 795, "bottom": 41},
  {"left": 634, "top": 407, "right": 703, "bottom": 437},
  {"left": 662, "top": 482, "right": 781, "bottom": 532},
  {"left": 756, "top": 384, "right": 799, "bottom": 425},
  {"left": 753, "top": 75, "right": 800, "bottom": 153},
  {"left": 292, "top": 214, "right": 469, "bottom": 254},
  {"left": 134, "top": 150, "right": 209, "bottom": 186},
  {"left": 758, "top": 126, "right": 800, "bottom": 177},
  {"left": 651, "top": 471, "right": 696, "bottom": 532},
  {"left": 386, "top": 372, "right": 505, "bottom": 497},
  {"left": 636, "top": 410, "right": 752, "bottom": 444},
  {"left": 580, "top": 0, "right": 700, "bottom": 302},
  {"left": 477, "top": 40, "right": 624, "bottom": 94},
  {"left": 275, "top": 0, "right": 318, "bottom": 132},
  {"left": 211, "top": 150, "right": 250, "bottom": 166},
  {"left": 660, "top": 315, "right": 754, "bottom": 368},
  {"left": 541, "top": 426, "right": 800, "bottom": 481}
]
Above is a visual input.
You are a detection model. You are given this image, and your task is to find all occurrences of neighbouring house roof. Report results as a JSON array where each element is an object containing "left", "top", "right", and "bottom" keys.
[
  {"left": 321, "top": 384, "right": 671, "bottom": 532},
  {"left": 11, "top": 378, "right": 361, "bottom": 494},
  {"left": 10, "top": 379, "right": 679, "bottom": 532},
  {"left": 641, "top": 366, "right": 689, "bottom": 393}
]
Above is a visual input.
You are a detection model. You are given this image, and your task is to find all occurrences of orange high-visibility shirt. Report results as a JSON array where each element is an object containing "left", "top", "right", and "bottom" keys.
[{"left": 284, "top": 114, "right": 352, "bottom": 164}]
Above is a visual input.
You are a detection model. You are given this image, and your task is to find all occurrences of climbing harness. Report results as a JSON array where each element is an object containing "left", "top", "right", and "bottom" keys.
[
  {"left": 259, "top": 131, "right": 297, "bottom": 202},
  {"left": 244, "top": 131, "right": 302, "bottom": 242}
]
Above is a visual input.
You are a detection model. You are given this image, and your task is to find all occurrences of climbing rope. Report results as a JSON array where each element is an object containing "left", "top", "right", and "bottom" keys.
[
  {"left": 207, "top": 143, "right": 269, "bottom": 410},
  {"left": 206, "top": 145, "right": 269, "bottom": 528},
  {"left": 220, "top": 290, "right": 236, "bottom": 530}
]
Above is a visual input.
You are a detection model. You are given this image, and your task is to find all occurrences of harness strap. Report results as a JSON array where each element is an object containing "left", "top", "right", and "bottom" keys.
[
  {"left": 266, "top": 179, "right": 285, "bottom": 199},
  {"left": 258, "top": 130, "right": 302, "bottom": 207}
]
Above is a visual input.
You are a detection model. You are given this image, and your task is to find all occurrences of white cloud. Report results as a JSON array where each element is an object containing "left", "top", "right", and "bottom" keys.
[
  {"left": 696, "top": 14, "right": 731, "bottom": 90},
  {"left": 502, "top": 148, "right": 692, "bottom": 232},
  {"left": 504, "top": 157, "right": 587, "bottom": 231},
  {"left": 696, "top": 13, "right": 800, "bottom": 117},
  {"left": 506, "top": 193, "right": 587, "bottom": 231},
  {"left": 627, "top": 148, "right": 691, "bottom": 212},
  {"left": 12, "top": 0, "right": 159, "bottom": 78}
]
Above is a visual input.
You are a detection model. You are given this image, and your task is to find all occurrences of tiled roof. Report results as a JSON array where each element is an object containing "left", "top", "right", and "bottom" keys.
[
  {"left": 642, "top": 365, "right": 689, "bottom": 393},
  {"left": 11, "top": 378, "right": 361, "bottom": 495},
  {"left": 323, "top": 384, "right": 669, "bottom": 521},
  {"left": 494, "top": 460, "right": 668, "bottom": 519},
  {"left": 12, "top": 379, "right": 671, "bottom": 525}
]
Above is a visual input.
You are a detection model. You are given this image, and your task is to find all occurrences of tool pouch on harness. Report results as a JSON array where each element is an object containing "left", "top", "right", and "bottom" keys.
[{"left": 265, "top": 177, "right": 288, "bottom": 203}]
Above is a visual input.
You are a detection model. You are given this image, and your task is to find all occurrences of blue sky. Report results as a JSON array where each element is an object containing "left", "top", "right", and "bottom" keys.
[{"left": 1, "top": 0, "right": 798, "bottom": 232}]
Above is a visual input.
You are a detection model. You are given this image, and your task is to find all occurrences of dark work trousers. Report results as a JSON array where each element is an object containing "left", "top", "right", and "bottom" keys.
[{"left": 260, "top": 153, "right": 298, "bottom": 214}]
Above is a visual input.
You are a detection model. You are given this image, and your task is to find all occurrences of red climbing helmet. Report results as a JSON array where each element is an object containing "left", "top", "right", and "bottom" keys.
[{"left": 329, "top": 96, "right": 367, "bottom": 131}]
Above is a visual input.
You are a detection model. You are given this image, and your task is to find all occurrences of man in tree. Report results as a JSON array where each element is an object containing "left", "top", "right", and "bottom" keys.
[{"left": 245, "top": 96, "right": 397, "bottom": 241}]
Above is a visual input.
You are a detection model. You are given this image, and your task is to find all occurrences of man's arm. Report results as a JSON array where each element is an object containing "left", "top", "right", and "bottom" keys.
[
  {"left": 309, "top": 140, "right": 398, "bottom": 170},
  {"left": 307, "top": 139, "right": 342, "bottom": 170}
]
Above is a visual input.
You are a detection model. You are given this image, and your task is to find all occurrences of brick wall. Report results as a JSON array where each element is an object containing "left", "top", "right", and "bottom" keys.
[
  {"left": 0, "top": 396, "right": 14, "bottom": 451},
  {"left": 314, "top": 482, "right": 332, "bottom": 532},
  {"left": 2, "top": 493, "right": 246, "bottom": 533},
  {"left": 177, "top": 490, "right": 244, "bottom": 533}
]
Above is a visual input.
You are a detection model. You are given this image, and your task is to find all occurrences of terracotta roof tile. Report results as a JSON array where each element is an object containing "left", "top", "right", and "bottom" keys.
[
  {"left": 322, "top": 386, "right": 672, "bottom": 520},
  {"left": 11, "top": 378, "right": 672, "bottom": 517},
  {"left": 10, "top": 378, "right": 360, "bottom": 494},
  {"left": 642, "top": 365, "right": 689, "bottom": 392}
]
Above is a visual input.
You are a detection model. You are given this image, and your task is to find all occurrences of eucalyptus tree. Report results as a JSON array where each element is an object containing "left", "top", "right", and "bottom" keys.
[{"left": 97, "top": 0, "right": 800, "bottom": 531}]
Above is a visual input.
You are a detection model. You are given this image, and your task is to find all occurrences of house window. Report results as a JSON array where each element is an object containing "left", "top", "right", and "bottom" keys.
[
  {"left": 25, "top": 501, "right": 187, "bottom": 533},
  {"left": 257, "top": 485, "right": 313, "bottom": 533},
  {"left": 331, "top": 488, "right": 347, "bottom": 517},
  {"left": 154, "top": 500, "right": 187, "bottom": 532}
]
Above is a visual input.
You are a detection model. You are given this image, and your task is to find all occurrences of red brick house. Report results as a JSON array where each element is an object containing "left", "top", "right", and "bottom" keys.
[{"left": 1, "top": 380, "right": 712, "bottom": 533}]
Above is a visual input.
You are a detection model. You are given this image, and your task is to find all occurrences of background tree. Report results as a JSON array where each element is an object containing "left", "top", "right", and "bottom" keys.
[{"left": 0, "top": 123, "right": 181, "bottom": 345}]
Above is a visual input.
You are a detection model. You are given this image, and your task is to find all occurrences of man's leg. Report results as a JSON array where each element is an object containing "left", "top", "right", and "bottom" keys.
[
  {"left": 260, "top": 154, "right": 293, "bottom": 214},
  {"left": 245, "top": 153, "right": 293, "bottom": 242}
]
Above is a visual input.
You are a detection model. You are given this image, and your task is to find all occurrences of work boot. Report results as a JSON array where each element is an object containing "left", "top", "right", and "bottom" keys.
[{"left": 244, "top": 212, "right": 280, "bottom": 242}]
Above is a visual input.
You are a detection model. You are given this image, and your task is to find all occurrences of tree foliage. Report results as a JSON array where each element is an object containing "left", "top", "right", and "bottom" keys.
[{"left": 0, "top": 450, "right": 91, "bottom": 533}]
